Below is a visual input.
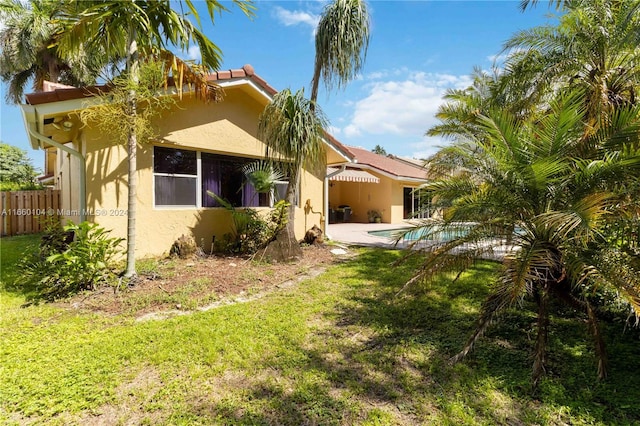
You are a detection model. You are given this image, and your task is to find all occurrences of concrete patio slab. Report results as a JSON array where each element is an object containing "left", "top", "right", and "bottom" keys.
[{"left": 326, "top": 222, "right": 410, "bottom": 248}]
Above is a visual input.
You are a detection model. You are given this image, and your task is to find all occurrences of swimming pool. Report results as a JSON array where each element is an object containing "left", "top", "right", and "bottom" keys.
[{"left": 368, "top": 224, "right": 471, "bottom": 242}]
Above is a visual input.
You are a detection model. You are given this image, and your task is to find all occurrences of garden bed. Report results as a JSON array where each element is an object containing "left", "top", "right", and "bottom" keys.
[{"left": 59, "top": 244, "right": 350, "bottom": 317}]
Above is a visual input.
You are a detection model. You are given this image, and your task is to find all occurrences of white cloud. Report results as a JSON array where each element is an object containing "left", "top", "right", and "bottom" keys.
[
  {"left": 410, "top": 135, "right": 450, "bottom": 160},
  {"left": 187, "top": 46, "right": 201, "bottom": 61},
  {"left": 326, "top": 125, "right": 341, "bottom": 137},
  {"left": 342, "top": 71, "right": 472, "bottom": 140},
  {"left": 273, "top": 6, "right": 319, "bottom": 29}
]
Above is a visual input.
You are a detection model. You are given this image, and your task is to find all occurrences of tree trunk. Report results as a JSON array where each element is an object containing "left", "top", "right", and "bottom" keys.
[
  {"left": 47, "top": 58, "right": 60, "bottom": 86},
  {"left": 532, "top": 284, "right": 550, "bottom": 387},
  {"left": 586, "top": 302, "right": 608, "bottom": 380},
  {"left": 124, "top": 26, "right": 139, "bottom": 278},
  {"left": 261, "top": 166, "right": 302, "bottom": 262},
  {"left": 310, "top": 60, "right": 321, "bottom": 110}
]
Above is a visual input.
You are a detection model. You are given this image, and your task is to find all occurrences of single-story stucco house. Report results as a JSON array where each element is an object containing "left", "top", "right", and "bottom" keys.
[
  {"left": 327, "top": 146, "right": 430, "bottom": 224},
  {"left": 20, "top": 64, "right": 354, "bottom": 257}
]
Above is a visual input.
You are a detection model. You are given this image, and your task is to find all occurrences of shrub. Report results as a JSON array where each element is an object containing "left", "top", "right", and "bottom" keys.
[
  {"left": 208, "top": 190, "right": 289, "bottom": 255},
  {"left": 23, "top": 222, "right": 123, "bottom": 300},
  {"left": 170, "top": 234, "right": 197, "bottom": 258}
]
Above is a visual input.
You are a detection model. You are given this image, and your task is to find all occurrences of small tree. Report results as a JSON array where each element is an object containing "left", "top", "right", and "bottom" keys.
[
  {"left": 258, "top": 88, "right": 328, "bottom": 260},
  {"left": 80, "top": 60, "right": 175, "bottom": 151},
  {"left": 257, "top": 0, "right": 370, "bottom": 260},
  {"left": 412, "top": 93, "right": 640, "bottom": 385},
  {"left": 57, "top": 0, "right": 254, "bottom": 278},
  {"left": 371, "top": 145, "right": 387, "bottom": 156},
  {"left": 0, "top": 142, "right": 40, "bottom": 190}
]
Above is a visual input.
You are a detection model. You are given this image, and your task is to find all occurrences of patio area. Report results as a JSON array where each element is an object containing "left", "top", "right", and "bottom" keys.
[
  {"left": 326, "top": 222, "right": 410, "bottom": 248},
  {"left": 327, "top": 222, "right": 514, "bottom": 260}
]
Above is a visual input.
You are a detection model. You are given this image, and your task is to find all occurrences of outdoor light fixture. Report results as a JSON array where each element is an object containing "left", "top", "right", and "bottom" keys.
[{"left": 51, "top": 116, "right": 75, "bottom": 131}]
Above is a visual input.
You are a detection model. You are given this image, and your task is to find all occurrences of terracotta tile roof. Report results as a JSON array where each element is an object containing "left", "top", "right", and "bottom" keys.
[
  {"left": 25, "top": 84, "right": 114, "bottom": 105},
  {"left": 23, "top": 64, "right": 354, "bottom": 161},
  {"left": 347, "top": 146, "right": 428, "bottom": 180},
  {"left": 25, "top": 64, "right": 277, "bottom": 105},
  {"left": 204, "top": 64, "right": 278, "bottom": 96}
]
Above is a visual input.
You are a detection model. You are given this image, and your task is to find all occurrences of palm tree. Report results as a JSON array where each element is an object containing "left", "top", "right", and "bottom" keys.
[
  {"left": 257, "top": 0, "right": 370, "bottom": 260},
  {"left": 310, "top": 0, "right": 370, "bottom": 103},
  {"left": 407, "top": 92, "right": 640, "bottom": 385},
  {"left": 499, "top": 0, "right": 640, "bottom": 133},
  {"left": 0, "top": 0, "right": 102, "bottom": 103},
  {"left": 424, "top": 68, "right": 509, "bottom": 180},
  {"left": 428, "top": 67, "right": 505, "bottom": 139},
  {"left": 56, "top": 0, "right": 253, "bottom": 277},
  {"left": 258, "top": 88, "right": 328, "bottom": 259}
]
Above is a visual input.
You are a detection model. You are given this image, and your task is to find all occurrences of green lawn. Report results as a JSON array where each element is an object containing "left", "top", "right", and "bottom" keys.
[{"left": 1, "top": 234, "right": 639, "bottom": 425}]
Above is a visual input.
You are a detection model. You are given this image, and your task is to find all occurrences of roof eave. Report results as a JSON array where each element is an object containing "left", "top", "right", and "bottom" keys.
[{"left": 348, "top": 163, "right": 428, "bottom": 183}]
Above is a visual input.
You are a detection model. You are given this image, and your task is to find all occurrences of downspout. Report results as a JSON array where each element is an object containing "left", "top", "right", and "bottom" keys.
[
  {"left": 324, "top": 164, "right": 346, "bottom": 239},
  {"left": 25, "top": 126, "right": 86, "bottom": 222}
]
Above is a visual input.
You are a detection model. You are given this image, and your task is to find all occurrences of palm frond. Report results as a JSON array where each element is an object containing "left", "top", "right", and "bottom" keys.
[
  {"left": 242, "top": 161, "right": 285, "bottom": 194},
  {"left": 311, "top": 0, "right": 370, "bottom": 100}
]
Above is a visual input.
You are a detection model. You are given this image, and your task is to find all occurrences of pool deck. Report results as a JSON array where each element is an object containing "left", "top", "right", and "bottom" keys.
[
  {"left": 326, "top": 222, "right": 411, "bottom": 248},
  {"left": 326, "top": 222, "right": 515, "bottom": 260}
]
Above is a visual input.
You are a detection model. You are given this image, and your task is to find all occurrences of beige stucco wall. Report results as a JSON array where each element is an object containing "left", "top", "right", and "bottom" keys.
[
  {"left": 54, "top": 141, "right": 81, "bottom": 223},
  {"left": 69, "top": 85, "right": 325, "bottom": 258},
  {"left": 328, "top": 171, "right": 423, "bottom": 224}
]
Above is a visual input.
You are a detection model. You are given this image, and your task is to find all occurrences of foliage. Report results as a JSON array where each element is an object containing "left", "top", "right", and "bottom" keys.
[
  {"left": 241, "top": 160, "right": 286, "bottom": 194},
  {"left": 255, "top": 0, "right": 369, "bottom": 261},
  {"left": 2, "top": 246, "right": 640, "bottom": 423},
  {"left": 207, "top": 190, "right": 289, "bottom": 254},
  {"left": 427, "top": 67, "right": 502, "bottom": 141},
  {"left": 79, "top": 60, "right": 175, "bottom": 146},
  {"left": 257, "top": 88, "right": 328, "bottom": 260},
  {"left": 52, "top": 0, "right": 254, "bottom": 278},
  {"left": 0, "top": 142, "right": 41, "bottom": 190},
  {"left": 367, "top": 209, "right": 382, "bottom": 222},
  {"left": 22, "top": 221, "right": 123, "bottom": 300},
  {"left": 310, "top": 0, "right": 371, "bottom": 100},
  {"left": 56, "top": 0, "right": 255, "bottom": 83},
  {"left": 371, "top": 144, "right": 387, "bottom": 155},
  {"left": 258, "top": 88, "right": 329, "bottom": 184},
  {"left": 169, "top": 234, "right": 198, "bottom": 259},
  {"left": 499, "top": 0, "right": 640, "bottom": 128},
  {"left": 0, "top": 0, "right": 103, "bottom": 104},
  {"left": 410, "top": 92, "right": 640, "bottom": 385}
]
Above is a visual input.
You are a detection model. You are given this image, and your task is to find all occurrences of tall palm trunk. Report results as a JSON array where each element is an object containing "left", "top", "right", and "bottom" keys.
[
  {"left": 310, "top": 63, "right": 321, "bottom": 110},
  {"left": 586, "top": 302, "right": 608, "bottom": 380},
  {"left": 124, "top": 26, "right": 139, "bottom": 278},
  {"left": 532, "top": 283, "right": 550, "bottom": 386}
]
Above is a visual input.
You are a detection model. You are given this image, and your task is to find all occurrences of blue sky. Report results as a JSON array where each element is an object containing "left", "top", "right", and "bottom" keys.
[{"left": 0, "top": 1, "right": 558, "bottom": 168}]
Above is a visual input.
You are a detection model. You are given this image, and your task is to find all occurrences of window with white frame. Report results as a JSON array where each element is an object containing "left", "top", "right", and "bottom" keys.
[
  {"left": 403, "top": 186, "right": 431, "bottom": 219},
  {"left": 154, "top": 146, "right": 293, "bottom": 208},
  {"left": 154, "top": 147, "right": 198, "bottom": 207}
]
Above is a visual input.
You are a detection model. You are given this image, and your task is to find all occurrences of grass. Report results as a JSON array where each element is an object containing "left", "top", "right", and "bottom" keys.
[{"left": 1, "top": 234, "right": 640, "bottom": 424}]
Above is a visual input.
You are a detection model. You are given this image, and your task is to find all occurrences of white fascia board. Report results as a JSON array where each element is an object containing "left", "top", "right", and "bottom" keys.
[
  {"left": 217, "top": 79, "right": 274, "bottom": 103},
  {"left": 324, "top": 140, "right": 353, "bottom": 164},
  {"left": 29, "top": 98, "right": 90, "bottom": 117},
  {"left": 20, "top": 97, "right": 96, "bottom": 150},
  {"left": 20, "top": 104, "right": 42, "bottom": 150}
]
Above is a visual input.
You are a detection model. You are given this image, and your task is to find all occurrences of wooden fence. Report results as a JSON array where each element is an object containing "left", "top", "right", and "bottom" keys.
[{"left": 1, "top": 190, "right": 61, "bottom": 236}]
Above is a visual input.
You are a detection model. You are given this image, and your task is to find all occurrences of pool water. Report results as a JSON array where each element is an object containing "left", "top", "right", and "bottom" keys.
[{"left": 368, "top": 225, "right": 471, "bottom": 242}]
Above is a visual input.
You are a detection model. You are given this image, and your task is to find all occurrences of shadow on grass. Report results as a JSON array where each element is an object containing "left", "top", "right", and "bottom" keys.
[{"left": 191, "top": 248, "right": 640, "bottom": 424}]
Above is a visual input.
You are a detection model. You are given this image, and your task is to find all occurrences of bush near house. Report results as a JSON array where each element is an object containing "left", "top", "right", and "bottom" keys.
[{"left": 22, "top": 222, "right": 123, "bottom": 300}]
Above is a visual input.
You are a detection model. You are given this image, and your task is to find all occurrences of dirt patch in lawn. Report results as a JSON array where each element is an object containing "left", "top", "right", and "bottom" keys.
[{"left": 60, "top": 244, "right": 353, "bottom": 318}]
